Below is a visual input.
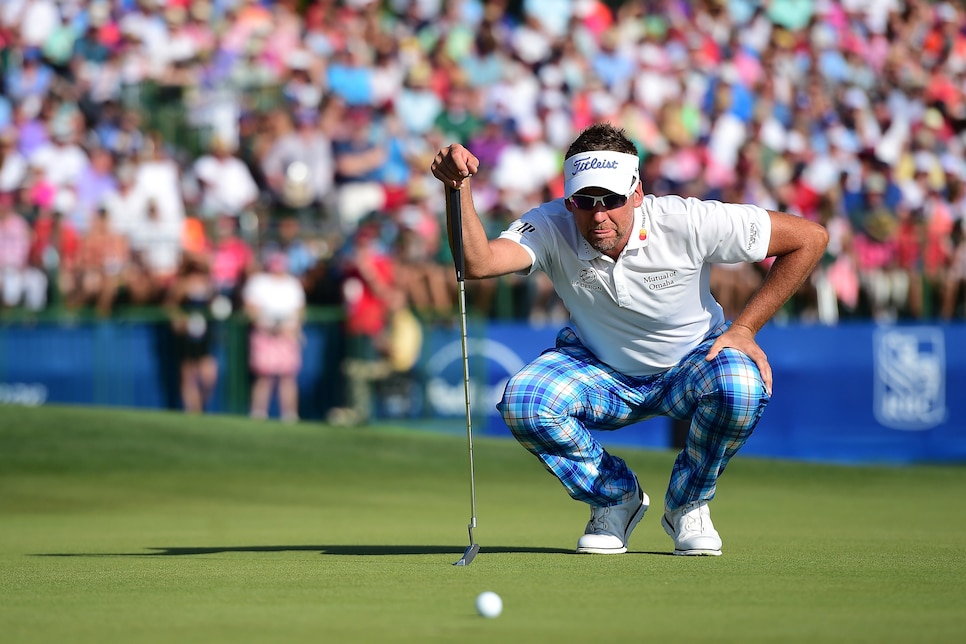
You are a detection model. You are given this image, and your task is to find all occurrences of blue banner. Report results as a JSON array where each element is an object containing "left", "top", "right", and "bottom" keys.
[
  {"left": 1, "top": 318, "right": 964, "bottom": 464},
  {"left": 748, "top": 323, "right": 966, "bottom": 464},
  {"left": 419, "top": 321, "right": 966, "bottom": 464}
]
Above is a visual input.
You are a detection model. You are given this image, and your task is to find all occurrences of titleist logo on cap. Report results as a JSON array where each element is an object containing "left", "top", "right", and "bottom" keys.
[
  {"left": 563, "top": 150, "right": 640, "bottom": 198},
  {"left": 569, "top": 156, "right": 620, "bottom": 175}
]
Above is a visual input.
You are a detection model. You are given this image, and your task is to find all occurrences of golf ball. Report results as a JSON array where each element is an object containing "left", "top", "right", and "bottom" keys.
[{"left": 475, "top": 591, "right": 502, "bottom": 618}]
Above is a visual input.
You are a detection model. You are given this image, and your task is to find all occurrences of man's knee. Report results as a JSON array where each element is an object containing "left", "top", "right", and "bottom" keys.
[
  {"left": 703, "top": 349, "right": 769, "bottom": 423},
  {"left": 498, "top": 371, "right": 531, "bottom": 430},
  {"left": 498, "top": 369, "right": 563, "bottom": 433}
]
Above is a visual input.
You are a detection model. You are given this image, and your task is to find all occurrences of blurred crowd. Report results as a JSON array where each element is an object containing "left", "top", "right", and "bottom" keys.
[{"left": 2, "top": 0, "right": 966, "bottom": 333}]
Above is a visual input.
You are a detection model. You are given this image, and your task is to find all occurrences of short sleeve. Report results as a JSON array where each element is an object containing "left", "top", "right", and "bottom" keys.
[
  {"left": 689, "top": 199, "right": 772, "bottom": 264},
  {"left": 496, "top": 209, "right": 551, "bottom": 275}
]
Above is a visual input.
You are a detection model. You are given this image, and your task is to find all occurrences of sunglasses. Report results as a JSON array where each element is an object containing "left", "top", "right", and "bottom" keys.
[{"left": 567, "top": 192, "right": 629, "bottom": 210}]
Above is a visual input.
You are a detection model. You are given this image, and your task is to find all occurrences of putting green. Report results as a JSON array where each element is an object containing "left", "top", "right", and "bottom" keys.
[{"left": 1, "top": 406, "right": 964, "bottom": 643}]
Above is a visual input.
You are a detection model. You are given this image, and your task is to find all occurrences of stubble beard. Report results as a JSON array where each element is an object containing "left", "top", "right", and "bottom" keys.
[{"left": 587, "top": 224, "right": 628, "bottom": 254}]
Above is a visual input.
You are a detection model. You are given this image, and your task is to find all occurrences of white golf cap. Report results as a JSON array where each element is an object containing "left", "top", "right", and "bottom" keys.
[{"left": 564, "top": 150, "right": 640, "bottom": 197}]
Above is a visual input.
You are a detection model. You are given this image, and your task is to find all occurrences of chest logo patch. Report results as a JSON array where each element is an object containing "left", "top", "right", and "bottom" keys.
[
  {"left": 572, "top": 267, "right": 603, "bottom": 291},
  {"left": 642, "top": 270, "right": 678, "bottom": 291}
]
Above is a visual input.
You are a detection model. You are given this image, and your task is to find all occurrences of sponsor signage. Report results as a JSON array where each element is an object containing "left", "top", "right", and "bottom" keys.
[{"left": 874, "top": 327, "right": 947, "bottom": 430}]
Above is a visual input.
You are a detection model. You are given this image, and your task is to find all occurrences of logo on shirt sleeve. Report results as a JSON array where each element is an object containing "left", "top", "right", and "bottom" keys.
[
  {"left": 747, "top": 222, "right": 760, "bottom": 251},
  {"left": 508, "top": 221, "right": 536, "bottom": 236}
]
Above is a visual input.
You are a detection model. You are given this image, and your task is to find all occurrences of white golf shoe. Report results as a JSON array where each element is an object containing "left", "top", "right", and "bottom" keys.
[
  {"left": 661, "top": 501, "right": 722, "bottom": 556},
  {"left": 576, "top": 478, "right": 649, "bottom": 554}
]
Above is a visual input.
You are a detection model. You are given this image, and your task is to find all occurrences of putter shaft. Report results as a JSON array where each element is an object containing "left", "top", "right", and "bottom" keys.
[{"left": 448, "top": 186, "right": 479, "bottom": 566}]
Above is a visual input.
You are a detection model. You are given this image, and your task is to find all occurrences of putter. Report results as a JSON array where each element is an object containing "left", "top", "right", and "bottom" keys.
[{"left": 448, "top": 185, "right": 480, "bottom": 567}]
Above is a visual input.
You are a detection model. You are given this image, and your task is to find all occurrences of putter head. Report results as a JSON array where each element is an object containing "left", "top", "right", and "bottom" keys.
[{"left": 453, "top": 543, "right": 480, "bottom": 566}]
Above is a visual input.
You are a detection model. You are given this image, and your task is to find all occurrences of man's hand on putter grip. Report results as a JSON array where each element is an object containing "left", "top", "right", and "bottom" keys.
[{"left": 432, "top": 144, "right": 479, "bottom": 189}]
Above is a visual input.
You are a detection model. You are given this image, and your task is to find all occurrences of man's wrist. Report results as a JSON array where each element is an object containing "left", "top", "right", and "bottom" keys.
[{"left": 731, "top": 322, "right": 757, "bottom": 335}]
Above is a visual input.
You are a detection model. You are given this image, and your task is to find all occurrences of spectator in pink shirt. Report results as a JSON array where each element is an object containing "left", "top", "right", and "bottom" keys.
[{"left": 243, "top": 251, "right": 305, "bottom": 422}]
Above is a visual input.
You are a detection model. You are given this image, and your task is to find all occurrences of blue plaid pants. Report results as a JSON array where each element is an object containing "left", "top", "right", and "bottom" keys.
[{"left": 497, "top": 324, "right": 770, "bottom": 511}]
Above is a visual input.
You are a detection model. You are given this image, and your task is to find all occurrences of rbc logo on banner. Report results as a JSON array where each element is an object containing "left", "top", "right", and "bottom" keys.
[
  {"left": 873, "top": 327, "right": 947, "bottom": 430},
  {"left": 425, "top": 338, "right": 525, "bottom": 416}
]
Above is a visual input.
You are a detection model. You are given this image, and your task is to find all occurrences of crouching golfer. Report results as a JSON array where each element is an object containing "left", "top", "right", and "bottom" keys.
[{"left": 431, "top": 123, "right": 827, "bottom": 555}]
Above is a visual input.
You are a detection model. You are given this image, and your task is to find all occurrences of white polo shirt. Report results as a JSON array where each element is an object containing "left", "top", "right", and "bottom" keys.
[{"left": 498, "top": 194, "right": 772, "bottom": 376}]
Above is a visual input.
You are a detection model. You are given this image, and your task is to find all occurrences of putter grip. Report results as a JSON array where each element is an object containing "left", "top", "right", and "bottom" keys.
[{"left": 447, "top": 186, "right": 465, "bottom": 283}]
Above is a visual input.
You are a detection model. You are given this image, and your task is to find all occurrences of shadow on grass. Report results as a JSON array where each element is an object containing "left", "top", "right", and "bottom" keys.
[{"left": 33, "top": 544, "right": 583, "bottom": 557}]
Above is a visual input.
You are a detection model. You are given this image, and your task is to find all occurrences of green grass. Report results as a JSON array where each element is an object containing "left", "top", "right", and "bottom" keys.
[{"left": 1, "top": 406, "right": 965, "bottom": 643}]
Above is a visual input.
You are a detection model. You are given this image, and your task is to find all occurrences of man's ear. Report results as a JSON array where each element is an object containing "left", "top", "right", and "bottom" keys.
[{"left": 632, "top": 182, "right": 644, "bottom": 207}]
